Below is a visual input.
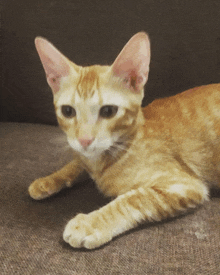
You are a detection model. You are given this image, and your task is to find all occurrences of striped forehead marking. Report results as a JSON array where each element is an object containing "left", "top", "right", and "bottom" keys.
[{"left": 76, "top": 67, "right": 100, "bottom": 99}]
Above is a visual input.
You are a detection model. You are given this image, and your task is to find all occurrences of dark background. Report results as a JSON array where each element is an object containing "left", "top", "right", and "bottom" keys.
[{"left": 2, "top": 0, "right": 220, "bottom": 125}]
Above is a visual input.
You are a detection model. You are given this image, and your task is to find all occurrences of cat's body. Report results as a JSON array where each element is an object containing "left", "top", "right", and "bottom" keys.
[{"left": 29, "top": 32, "right": 220, "bottom": 249}]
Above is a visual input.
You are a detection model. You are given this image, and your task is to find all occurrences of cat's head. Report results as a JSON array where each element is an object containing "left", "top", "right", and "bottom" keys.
[{"left": 35, "top": 32, "right": 150, "bottom": 159}]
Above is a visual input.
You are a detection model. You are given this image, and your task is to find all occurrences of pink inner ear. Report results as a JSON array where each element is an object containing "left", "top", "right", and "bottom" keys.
[
  {"left": 47, "top": 73, "right": 62, "bottom": 92},
  {"left": 44, "top": 57, "right": 69, "bottom": 93},
  {"left": 112, "top": 32, "right": 150, "bottom": 92},
  {"left": 35, "top": 37, "right": 70, "bottom": 94}
]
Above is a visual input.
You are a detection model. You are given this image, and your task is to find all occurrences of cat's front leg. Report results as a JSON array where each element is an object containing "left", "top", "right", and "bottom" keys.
[
  {"left": 29, "top": 160, "right": 83, "bottom": 200},
  {"left": 63, "top": 190, "right": 148, "bottom": 249},
  {"left": 63, "top": 174, "right": 209, "bottom": 249}
]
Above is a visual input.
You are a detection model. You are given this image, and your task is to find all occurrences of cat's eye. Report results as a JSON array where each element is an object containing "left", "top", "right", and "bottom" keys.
[
  {"left": 61, "top": 105, "right": 76, "bottom": 118},
  {"left": 99, "top": 105, "right": 118, "bottom": 118}
]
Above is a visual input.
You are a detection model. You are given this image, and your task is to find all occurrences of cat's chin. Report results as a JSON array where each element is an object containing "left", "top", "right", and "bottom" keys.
[
  {"left": 72, "top": 146, "right": 103, "bottom": 160},
  {"left": 81, "top": 151, "right": 103, "bottom": 160}
]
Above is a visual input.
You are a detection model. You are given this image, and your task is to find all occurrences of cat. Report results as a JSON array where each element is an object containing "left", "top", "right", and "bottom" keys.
[{"left": 29, "top": 32, "right": 220, "bottom": 249}]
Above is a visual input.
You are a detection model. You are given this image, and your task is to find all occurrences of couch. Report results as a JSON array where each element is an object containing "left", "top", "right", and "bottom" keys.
[{"left": 1, "top": 1, "right": 220, "bottom": 274}]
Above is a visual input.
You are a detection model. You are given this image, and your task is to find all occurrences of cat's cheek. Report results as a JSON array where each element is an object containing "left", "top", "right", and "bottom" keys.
[
  {"left": 67, "top": 137, "right": 80, "bottom": 152},
  {"left": 95, "top": 137, "right": 112, "bottom": 150}
]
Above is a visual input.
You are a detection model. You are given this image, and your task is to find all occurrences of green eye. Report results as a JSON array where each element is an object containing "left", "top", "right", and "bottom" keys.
[
  {"left": 99, "top": 105, "right": 118, "bottom": 118},
  {"left": 61, "top": 105, "right": 76, "bottom": 118}
]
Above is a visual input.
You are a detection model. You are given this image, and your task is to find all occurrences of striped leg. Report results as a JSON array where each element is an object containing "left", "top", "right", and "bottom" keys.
[{"left": 63, "top": 173, "right": 209, "bottom": 249}]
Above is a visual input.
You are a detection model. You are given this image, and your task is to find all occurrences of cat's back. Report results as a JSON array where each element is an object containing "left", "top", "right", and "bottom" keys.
[
  {"left": 143, "top": 83, "right": 220, "bottom": 143},
  {"left": 143, "top": 83, "right": 220, "bottom": 125},
  {"left": 143, "top": 84, "right": 220, "bottom": 137},
  {"left": 142, "top": 83, "right": 220, "bottom": 184}
]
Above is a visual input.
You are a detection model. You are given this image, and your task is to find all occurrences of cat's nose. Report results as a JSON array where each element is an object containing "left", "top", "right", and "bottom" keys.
[{"left": 78, "top": 138, "right": 94, "bottom": 148}]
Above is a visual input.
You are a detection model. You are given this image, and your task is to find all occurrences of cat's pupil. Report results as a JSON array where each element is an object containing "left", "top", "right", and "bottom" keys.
[
  {"left": 100, "top": 105, "right": 118, "bottom": 118},
  {"left": 61, "top": 105, "right": 76, "bottom": 118}
]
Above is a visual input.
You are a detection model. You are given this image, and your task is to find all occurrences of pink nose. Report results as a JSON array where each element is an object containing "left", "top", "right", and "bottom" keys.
[{"left": 78, "top": 138, "right": 94, "bottom": 148}]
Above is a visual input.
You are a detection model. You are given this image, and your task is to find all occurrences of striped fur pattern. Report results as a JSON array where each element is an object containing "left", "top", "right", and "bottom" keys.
[{"left": 29, "top": 32, "right": 220, "bottom": 249}]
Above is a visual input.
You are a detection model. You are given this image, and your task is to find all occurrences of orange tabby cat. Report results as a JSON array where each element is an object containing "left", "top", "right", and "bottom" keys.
[{"left": 29, "top": 32, "right": 220, "bottom": 249}]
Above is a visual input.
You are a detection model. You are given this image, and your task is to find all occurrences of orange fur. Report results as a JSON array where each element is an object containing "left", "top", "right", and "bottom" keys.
[{"left": 29, "top": 32, "right": 220, "bottom": 249}]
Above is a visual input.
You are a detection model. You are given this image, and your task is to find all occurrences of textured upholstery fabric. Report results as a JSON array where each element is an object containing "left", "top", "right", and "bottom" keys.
[{"left": 1, "top": 122, "right": 220, "bottom": 274}]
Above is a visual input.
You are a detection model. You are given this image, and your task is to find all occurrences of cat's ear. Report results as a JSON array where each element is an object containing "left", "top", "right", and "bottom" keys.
[
  {"left": 35, "top": 37, "right": 71, "bottom": 94},
  {"left": 112, "top": 32, "right": 150, "bottom": 93}
]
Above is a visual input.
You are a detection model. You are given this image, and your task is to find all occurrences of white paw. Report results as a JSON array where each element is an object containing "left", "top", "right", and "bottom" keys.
[{"left": 63, "top": 213, "right": 112, "bottom": 249}]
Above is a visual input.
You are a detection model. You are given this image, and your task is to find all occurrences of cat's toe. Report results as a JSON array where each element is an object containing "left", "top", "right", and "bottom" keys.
[
  {"left": 63, "top": 213, "right": 112, "bottom": 249},
  {"left": 28, "top": 177, "right": 59, "bottom": 200},
  {"left": 63, "top": 214, "right": 88, "bottom": 248}
]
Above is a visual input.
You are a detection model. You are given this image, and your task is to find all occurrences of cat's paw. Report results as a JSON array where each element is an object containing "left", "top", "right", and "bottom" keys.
[
  {"left": 28, "top": 177, "right": 62, "bottom": 200},
  {"left": 63, "top": 212, "right": 112, "bottom": 249}
]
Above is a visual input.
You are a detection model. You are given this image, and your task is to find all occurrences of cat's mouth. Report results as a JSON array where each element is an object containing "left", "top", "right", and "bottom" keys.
[
  {"left": 81, "top": 141, "right": 126, "bottom": 160},
  {"left": 67, "top": 136, "right": 130, "bottom": 160}
]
